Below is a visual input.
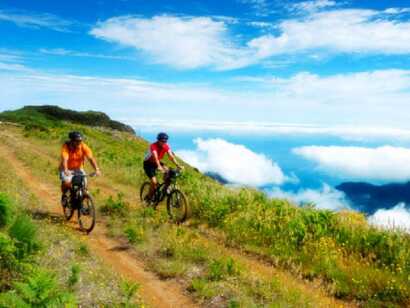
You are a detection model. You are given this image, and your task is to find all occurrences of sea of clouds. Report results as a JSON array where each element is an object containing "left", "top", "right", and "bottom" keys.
[
  {"left": 177, "top": 138, "right": 410, "bottom": 232},
  {"left": 293, "top": 145, "right": 410, "bottom": 182}
]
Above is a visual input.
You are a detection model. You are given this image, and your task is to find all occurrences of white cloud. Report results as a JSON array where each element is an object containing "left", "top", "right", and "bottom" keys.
[
  {"left": 239, "top": 0, "right": 271, "bottom": 16},
  {"left": 270, "top": 184, "right": 350, "bottom": 210},
  {"left": 368, "top": 203, "right": 410, "bottom": 232},
  {"left": 176, "top": 138, "right": 287, "bottom": 187},
  {"left": 0, "top": 10, "right": 73, "bottom": 32},
  {"left": 247, "top": 21, "right": 273, "bottom": 28},
  {"left": 290, "top": 0, "right": 337, "bottom": 13},
  {"left": 39, "top": 48, "right": 133, "bottom": 61},
  {"left": 384, "top": 8, "right": 410, "bottom": 15},
  {"left": 248, "top": 9, "right": 410, "bottom": 57},
  {"left": 90, "top": 15, "right": 252, "bottom": 70},
  {"left": 270, "top": 70, "right": 410, "bottom": 99},
  {"left": 132, "top": 120, "right": 410, "bottom": 140},
  {"left": 89, "top": 7, "right": 410, "bottom": 70},
  {"left": 0, "top": 50, "right": 23, "bottom": 63},
  {"left": 0, "top": 62, "right": 31, "bottom": 72},
  {"left": 0, "top": 71, "right": 244, "bottom": 119},
  {"left": 3, "top": 67, "right": 410, "bottom": 130},
  {"left": 293, "top": 146, "right": 410, "bottom": 182}
]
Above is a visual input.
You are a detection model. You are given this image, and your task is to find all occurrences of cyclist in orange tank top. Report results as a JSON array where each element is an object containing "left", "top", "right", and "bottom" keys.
[{"left": 59, "top": 131, "right": 101, "bottom": 204}]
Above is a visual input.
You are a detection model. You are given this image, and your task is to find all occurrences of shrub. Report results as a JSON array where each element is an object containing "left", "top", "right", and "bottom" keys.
[
  {"left": 12, "top": 269, "right": 76, "bottom": 306},
  {"left": 0, "top": 193, "right": 13, "bottom": 228},
  {"left": 0, "top": 291, "right": 28, "bottom": 308},
  {"left": 120, "top": 280, "right": 140, "bottom": 307},
  {"left": 8, "top": 215, "right": 39, "bottom": 259},
  {"left": 124, "top": 226, "right": 144, "bottom": 244},
  {"left": 207, "top": 258, "right": 240, "bottom": 281},
  {"left": 67, "top": 264, "right": 81, "bottom": 289},
  {"left": 0, "top": 233, "right": 18, "bottom": 290},
  {"left": 188, "top": 278, "right": 216, "bottom": 299},
  {"left": 100, "top": 194, "right": 130, "bottom": 217},
  {"left": 75, "top": 243, "right": 89, "bottom": 257}
]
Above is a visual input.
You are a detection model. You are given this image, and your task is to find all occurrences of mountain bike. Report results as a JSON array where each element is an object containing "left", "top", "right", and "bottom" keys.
[
  {"left": 61, "top": 171, "right": 96, "bottom": 233},
  {"left": 140, "top": 168, "right": 190, "bottom": 223}
]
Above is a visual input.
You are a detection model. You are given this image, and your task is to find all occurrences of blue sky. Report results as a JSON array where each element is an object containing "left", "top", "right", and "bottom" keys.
[{"left": 2, "top": 0, "right": 410, "bottom": 132}]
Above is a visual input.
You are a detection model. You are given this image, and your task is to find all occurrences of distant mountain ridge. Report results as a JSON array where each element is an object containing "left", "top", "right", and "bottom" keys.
[
  {"left": 204, "top": 171, "right": 229, "bottom": 185},
  {"left": 336, "top": 181, "right": 410, "bottom": 214},
  {"left": 0, "top": 105, "right": 135, "bottom": 134}
]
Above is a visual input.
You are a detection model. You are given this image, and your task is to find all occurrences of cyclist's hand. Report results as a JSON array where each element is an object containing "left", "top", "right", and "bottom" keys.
[
  {"left": 64, "top": 169, "right": 70, "bottom": 176},
  {"left": 178, "top": 165, "right": 184, "bottom": 170},
  {"left": 158, "top": 166, "right": 165, "bottom": 173},
  {"left": 95, "top": 169, "right": 102, "bottom": 177}
]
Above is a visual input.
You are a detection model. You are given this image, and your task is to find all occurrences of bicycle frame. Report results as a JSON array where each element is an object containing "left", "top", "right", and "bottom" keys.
[
  {"left": 152, "top": 169, "right": 181, "bottom": 204},
  {"left": 69, "top": 172, "right": 95, "bottom": 208}
]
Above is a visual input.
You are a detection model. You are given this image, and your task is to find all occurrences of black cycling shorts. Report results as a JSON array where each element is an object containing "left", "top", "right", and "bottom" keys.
[{"left": 143, "top": 161, "right": 160, "bottom": 179}]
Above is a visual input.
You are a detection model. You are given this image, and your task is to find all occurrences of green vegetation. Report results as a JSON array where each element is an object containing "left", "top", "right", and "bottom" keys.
[
  {"left": 1, "top": 106, "right": 410, "bottom": 306},
  {"left": 0, "top": 105, "right": 135, "bottom": 133},
  {"left": 0, "top": 193, "right": 75, "bottom": 307},
  {"left": 0, "top": 148, "right": 143, "bottom": 306}
]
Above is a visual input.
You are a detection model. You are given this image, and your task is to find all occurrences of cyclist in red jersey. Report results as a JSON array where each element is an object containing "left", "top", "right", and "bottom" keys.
[{"left": 143, "top": 132, "right": 182, "bottom": 200}]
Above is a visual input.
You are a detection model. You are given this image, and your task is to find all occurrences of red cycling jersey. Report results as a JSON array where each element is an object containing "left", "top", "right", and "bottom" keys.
[{"left": 144, "top": 142, "right": 171, "bottom": 163}]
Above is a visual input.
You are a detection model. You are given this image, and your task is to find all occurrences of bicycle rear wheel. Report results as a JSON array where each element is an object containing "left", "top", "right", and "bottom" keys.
[
  {"left": 78, "top": 195, "right": 96, "bottom": 233},
  {"left": 140, "top": 181, "right": 153, "bottom": 207},
  {"left": 166, "top": 189, "right": 189, "bottom": 223}
]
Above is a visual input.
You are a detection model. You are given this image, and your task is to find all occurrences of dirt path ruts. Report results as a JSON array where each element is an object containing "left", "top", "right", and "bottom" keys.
[{"left": 0, "top": 143, "right": 198, "bottom": 308}]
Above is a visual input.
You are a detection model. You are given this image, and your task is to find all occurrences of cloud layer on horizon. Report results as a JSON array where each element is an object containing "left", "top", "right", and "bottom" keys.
[
  {"left": 368, "top": 203, "right": 410, "bottom": 232},
  {"left": 293, "top": 146, "right": 410, "bottom": 182},
  {"left": 3, "top": 66, "right": 410, "bottom": 129},
  {"left": 270, "top": 184, "right": 350, "bottom": 211}
]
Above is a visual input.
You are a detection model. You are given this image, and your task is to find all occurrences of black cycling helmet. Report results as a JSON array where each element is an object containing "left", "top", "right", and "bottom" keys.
[
  {"left": 157, "top": 132, "right": 169, "bottom": 141},
  {"left": 68, "top": 131, "right": 83, "bottom": 141}
]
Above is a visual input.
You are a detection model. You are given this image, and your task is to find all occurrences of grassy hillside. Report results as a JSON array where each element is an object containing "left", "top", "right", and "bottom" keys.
[
  {"left": 0, "top": 107, "right": 409, "bottom": 307},
  {"left": 0, "top": 105, "right": 135, "bottom": 134}
]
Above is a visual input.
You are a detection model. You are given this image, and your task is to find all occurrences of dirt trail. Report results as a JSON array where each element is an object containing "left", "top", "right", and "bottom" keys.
[{"left": 0, "top": 143, "right": 197, "bottom": 308}]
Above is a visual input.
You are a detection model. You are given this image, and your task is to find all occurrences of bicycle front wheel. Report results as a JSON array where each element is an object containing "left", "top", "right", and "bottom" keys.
[
  {"left": 166, "top": 189, "right": 189, "bottom": 223},
  {"left": 78, "top": 195, "right": 96, "bottom": 233},
  {"left": 62, "top": 194, "right": 74, "bottom": 221}
]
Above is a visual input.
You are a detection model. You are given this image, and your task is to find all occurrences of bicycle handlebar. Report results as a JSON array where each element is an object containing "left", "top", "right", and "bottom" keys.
[{"left": 67, "top": 171, "right": 97, "bottom": 178}]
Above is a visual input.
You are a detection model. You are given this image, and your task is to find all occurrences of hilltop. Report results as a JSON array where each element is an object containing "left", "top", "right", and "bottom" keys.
[
  {"left": 0, "top": 105, "right": 135, "bottom": 134},
  {"left": 0, "top": 106, "right": 409, "bottom": 307}
]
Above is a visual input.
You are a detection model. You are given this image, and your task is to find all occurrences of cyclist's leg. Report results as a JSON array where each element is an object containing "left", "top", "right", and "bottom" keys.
[
  {"left": 59, "top": 170, "right": 73, "bottom": 205},
  {"left": 143, "top": 161, "right": 158, "bottom": 200},
  {"left": 60, "top": 170, "right": 73, "bottom": 192},
  {"left": 148, "top": 176, "right": 158, "bottom": 200}
]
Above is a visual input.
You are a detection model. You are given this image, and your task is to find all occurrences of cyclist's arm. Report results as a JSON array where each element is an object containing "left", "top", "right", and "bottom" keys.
[
  {"left": 167, "top": 151, "right": 182, "bottom": 169},
  {"left": 84, "top": 145, "right": 101, "bottom": 175},
  {"left": 62, "top": 157, "right": 69, "bottom": 174},
  {"left": 88, "top": 157, "right": 101, "bottom": 175},
  {"left": 61, "top": 146, "right": 70, "bottom": 175},
  {"left": 152, "top": 151, "right": 165, "bottom": 172}
]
